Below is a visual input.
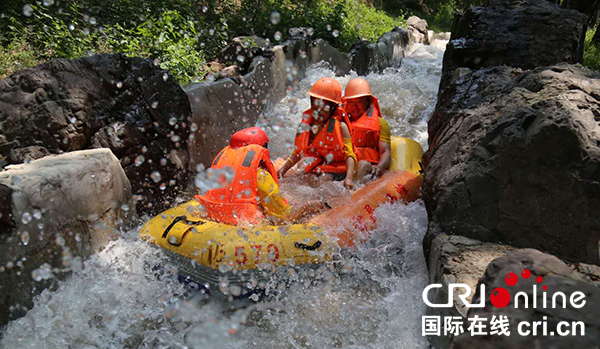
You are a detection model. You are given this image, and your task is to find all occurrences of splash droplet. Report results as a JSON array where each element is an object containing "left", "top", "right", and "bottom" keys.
[
  {"left": 116, "top": 81, "right": 123, "bottom": 88},
  {"left": 274, "top": 31, "right": 282, "bottom": 41},
  {"left": 20, "top": 231, "right": 30, "bottom": 245},
  {"left": 151, "top": 101, "right": 159, "bottom": 109},
  {"left": 325, "top": 153, "right": 334, "bottom": 163},
  {"left": 150, "top": 171, "right": 162, "bottom": 183},
  {"left": 332, "top": 29, "right": 340, "bottom": 38},
  {"left": 32, "top": 209, "right": 42, "bottom": 220},
  {"left": 23, "top": 4, "right": 33, "bottom": 17},
  {"left": 270, "top": 11, "right": 281, "bottom": 25},
  {"left": 21, "top": 212, "right": 32, "bottom": 224},
  {"left": 169, "top": 117, "right": 178, "bottom": 126},
  {"left": 134, "top": 155, "right": 145, "bottom": 166}
]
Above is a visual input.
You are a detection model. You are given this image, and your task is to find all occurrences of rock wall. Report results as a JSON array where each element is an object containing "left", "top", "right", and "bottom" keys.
[
  {"left": 424, "top": 0, "right": 598, "bottom": 264},
  {"left": 424, "top": 64, "right": 600, "bottom": 265},
  {"left": 185, "top": 26, "right": 411, "bottom": 170},
  {"left": 0, "top": 54, "right": 192, "bottom": 215},
  {"left": 439, "top": 0, "right": 587, "bottom": 94},
  {"left": 422, "top": 1, "right": 600, "bottom": 347},
  {"left": 0, "top": 149, "right": 134, "bottom": 327}
]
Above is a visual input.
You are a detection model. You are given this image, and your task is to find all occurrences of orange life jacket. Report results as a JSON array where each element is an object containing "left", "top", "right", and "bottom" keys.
[
  {"left": 351, "top": 97, "right": 382, "bottom": 164},
  {"left": 294, "top": 108, "right": 350, "bottom": 174},
  {"left": 195, "top": 144, "right": 278, "bottom": 225}
]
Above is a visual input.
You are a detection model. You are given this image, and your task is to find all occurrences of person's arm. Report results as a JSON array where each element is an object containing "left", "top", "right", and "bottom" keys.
[
  {"left": 340, "top": 122, "right": 356, "bottom": 190},
  {"left": 257, "top": 168, "right": 291, "bottom": 222},
  {"left": 373, "top": 118, "right": 391, "bottom": 177},
  {"left": 278, "top": 150, "right": 302, "bottom": 179}
]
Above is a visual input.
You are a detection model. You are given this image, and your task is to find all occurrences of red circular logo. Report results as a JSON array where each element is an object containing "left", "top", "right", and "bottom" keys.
[
  {"left": 505, "top": 272, "right": 518, "bottom": 286},
  {"left": 490, "top": 287, "right": 511, "bottom": 308}
]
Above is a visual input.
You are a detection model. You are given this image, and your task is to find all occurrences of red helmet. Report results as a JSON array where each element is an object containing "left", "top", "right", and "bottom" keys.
[{"left": 230, "top": 127, "right": 269, "bottom": 148}]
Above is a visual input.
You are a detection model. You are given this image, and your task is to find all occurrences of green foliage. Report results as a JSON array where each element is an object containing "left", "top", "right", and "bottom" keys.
[
  {"left": 0, "top": 0, "right": 405, "bottom": 83},
  {"left": 584, "top": 29, "right": 600, "bottom": 72},
  {"left": 0, "top": 37, "right": 43, "bottom": 79},
  {"left": 431, "top": 0, "right": 458, "bottom": 33}
]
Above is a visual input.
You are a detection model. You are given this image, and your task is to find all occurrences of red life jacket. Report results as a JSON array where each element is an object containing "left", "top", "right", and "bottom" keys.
[
  {"left": 351, "top": 97, "right": 382, "bottom": 164},
  {"left": 294, "top": 108, "right": 351, "bottom": 174},
  {"left": 195, "top": 144, "right": 278, "bottom": 225}
]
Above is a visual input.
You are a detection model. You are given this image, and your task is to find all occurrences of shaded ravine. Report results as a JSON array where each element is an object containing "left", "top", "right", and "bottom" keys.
[{"left": 1, "top": 41, "right": 446, "bottom": 349}]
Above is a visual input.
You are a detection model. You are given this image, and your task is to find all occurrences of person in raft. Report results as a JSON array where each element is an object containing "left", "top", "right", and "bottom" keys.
[
  {"left": 342, "top": 77, "right": 391, "bottom": 181},
  {"left": 195, "top": 127, "right": 325, "bottom": 225},
  {"left": 277, "top": 77, "right": 358, "bottom": 190}
]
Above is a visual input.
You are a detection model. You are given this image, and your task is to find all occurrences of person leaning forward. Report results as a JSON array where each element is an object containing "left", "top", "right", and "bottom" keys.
[{"left": 195, "top": 127, "right": 326, "bottom": 225}]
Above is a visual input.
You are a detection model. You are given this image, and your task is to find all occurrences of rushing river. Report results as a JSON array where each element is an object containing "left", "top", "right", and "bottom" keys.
[{"left": 1, "top": 40, "right": 446, "bottom": 349}]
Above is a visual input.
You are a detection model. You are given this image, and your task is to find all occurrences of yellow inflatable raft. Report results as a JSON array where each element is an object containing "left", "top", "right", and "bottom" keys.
[{"left": 139, "top": 137, "right": 423, "bottom": 293}]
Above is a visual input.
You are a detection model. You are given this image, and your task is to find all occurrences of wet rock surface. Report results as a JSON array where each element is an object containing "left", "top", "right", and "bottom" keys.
[
  {"left": 439, "top": 0, "right": 587, "bottom": 93},
  {"left": 0, "top": 149, "right": 134, "bottom": 327},
  {"left": 0, "top": 53, "right": 192, "bottom": 214},
  {"left": 424, "top": 64, "right": 600, "bottom": 265},
  {"left": 407, "top": 16, "right": 430, "bottom": 45},
  {"left": 452, "top": 249, "right": 600, "bottom": 348}
]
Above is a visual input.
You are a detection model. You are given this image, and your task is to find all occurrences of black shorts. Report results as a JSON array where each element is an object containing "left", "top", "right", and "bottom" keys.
[{"left": 331, "top": 173, "right": 346, "bottom": 181}]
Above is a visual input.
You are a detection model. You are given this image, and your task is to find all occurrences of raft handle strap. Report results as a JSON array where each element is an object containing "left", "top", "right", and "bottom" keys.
[
  {"left": 162, "top": 216, "right": 206, "bottom": 246},
  {"left": 294, "top": 240, "right": 322, "bottom": 251}
]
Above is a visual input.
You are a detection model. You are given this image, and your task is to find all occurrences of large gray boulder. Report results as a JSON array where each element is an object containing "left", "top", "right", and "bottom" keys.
[
  {"left": 0, "top": 53, "right": 192, "bottom": 214},
  {"left": 0, "top": 149, "right": 133, "bottom": 327},
  {"left": 423, "top": 64, "right": 600, "bottom": 265},
  {"left": 452, "top": 249, "right": 600, "bottom": 348},
  {"left": 407, "top": 16, "right": 430, "bottom": 45},
  {"left": 439, "top": 0, "right": 587, "bottom": 93}
]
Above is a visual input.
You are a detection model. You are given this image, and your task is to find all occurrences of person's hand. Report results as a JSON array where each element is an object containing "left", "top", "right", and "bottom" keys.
[
  {"left": 371, "top": 165, "right": 383, "bottom": 178},
  {"left": 277, "top": 168, "right": 286, "bottom": 179},
  {"left": 343, "top": 178, "right": 355, "bottom": 190}
]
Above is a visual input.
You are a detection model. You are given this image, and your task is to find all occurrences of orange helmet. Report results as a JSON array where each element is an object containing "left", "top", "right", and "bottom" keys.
[
  {"left": 230, "top": 127, "right": 269, "bottom": 148},
  {"left": 307, "top": 77, "right": 342, "bottom": 104},
  {"left": 342, "top": 77, "right": 373, "bottom": 101}
]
